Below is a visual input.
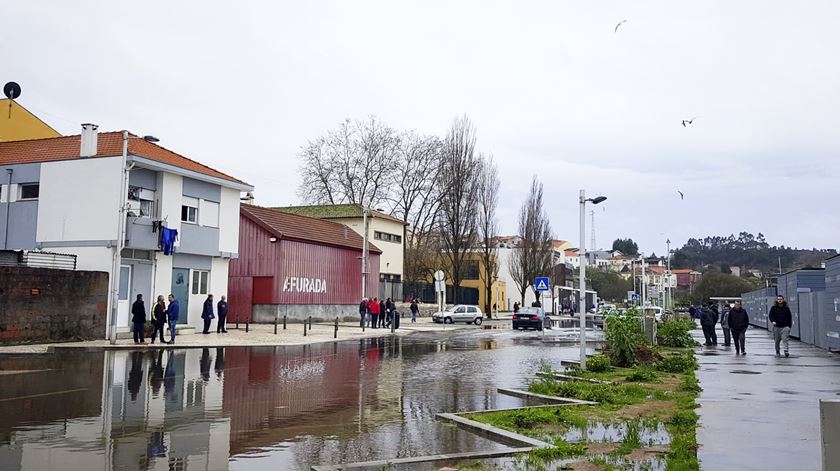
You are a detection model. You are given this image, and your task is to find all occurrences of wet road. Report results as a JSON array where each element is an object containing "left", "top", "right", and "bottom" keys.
[
  {"left": 695, "top": 326, "right": 840, "bottom": 471},
  {"left": 0, "top": 328, "right": 591, "bottom": 471}
]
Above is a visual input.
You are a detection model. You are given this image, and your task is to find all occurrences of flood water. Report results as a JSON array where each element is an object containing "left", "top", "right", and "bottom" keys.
[{"left": 0, "top": 330, "right": 591, "bottom": 471}]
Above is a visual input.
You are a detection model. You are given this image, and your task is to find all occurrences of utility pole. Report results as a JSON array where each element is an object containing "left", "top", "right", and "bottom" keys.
[
  {"left": 361, "top": 207, "right": 369, "bottom": 299},
  {"left": 666, "top": 238, "right": 672, "bottom": 309},
  {"left": 590, "top": 210, "right": 596, "bottom": 256}
]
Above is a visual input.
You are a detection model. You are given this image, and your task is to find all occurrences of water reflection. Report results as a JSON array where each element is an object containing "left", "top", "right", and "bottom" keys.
[{"left": 0, "top": 333, "right": 578, "bottom": 470}]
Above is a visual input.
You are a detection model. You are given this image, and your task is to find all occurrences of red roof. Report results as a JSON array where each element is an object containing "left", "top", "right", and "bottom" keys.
[
  {"left": 672, "top": 269, "right": 695, "bottom": 274},
  {"left": 0, "top": 131, "right": 247, "bottom": 185},
  {"left": 240, "top": 205, "right": 382, "bottom": 253}
]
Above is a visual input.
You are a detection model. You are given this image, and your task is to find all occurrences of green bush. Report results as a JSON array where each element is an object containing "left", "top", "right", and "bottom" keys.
[
  {"left": 532, "top": 379, "right": 649, "bottom": 405},
  {"left": 657, "top": 319, "right": 697, "bottom": 348},
  {"left": 668, "top": 410, "right": 699, "bottom": 431},
  {"left": 656, "top": 352, "right": 698, "bottom": 374},
  {"left": 605, "top": 308, "right": 646, "bottom": 367},
  {"left": 678, "top": 375, "right": 702, "bottom": 393},
  {"left": 587, "top": 354, "right": 611, "bottom": 372}
]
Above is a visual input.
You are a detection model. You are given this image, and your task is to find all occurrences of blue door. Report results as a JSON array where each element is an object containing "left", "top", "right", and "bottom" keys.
[{"left": 171, "top": 268, "right": 190, "bottom": 325}]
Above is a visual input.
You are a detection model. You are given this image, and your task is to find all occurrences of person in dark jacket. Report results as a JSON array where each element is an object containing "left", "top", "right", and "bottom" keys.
[
  {"left": 151, "top": 295, "right": 167, "bottom": 344},
  {"left": 385, "top": 298, "right": 395, "bottom": 327},
  {"left": 379, "top": 299, "right": 387, "bottom": 328},
  {"left": 768, "top": 295, "right": 793, "bottom": 357},
  {"left": 728, "top": 301, "right": 750, "bottom": 355},
  {"left": 359, "top": 298, "right": 368, "bottom": 328},
  {"left": 217, "top": 296, "right": 228, "bottom": 333},
  {"left": 201, "top": 294, "right": 215, "bottom": 334},
  {"left": 410, "top": 299, "right": 419, "bottom": 323},
  {"left": 699, "top": 304, "right": 718, "bottom": 346},
  {"left": 131, "top": 294, "right": 146, "bottom": 344},
  {"left": 167, "top": 295, "right": 180, "bottom": 344}
]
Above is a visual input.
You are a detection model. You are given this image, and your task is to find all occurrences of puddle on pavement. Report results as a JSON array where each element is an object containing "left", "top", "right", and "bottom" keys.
[
  {"left": 562, "top": 420, "right": 671, "bottom": 447},
  {"left": 773, "top": 389, "right": 798, "bottom": 395},
  {"left": 730, "top": 370, "right": 762, "bottom": 374},
  {"left": 0, "top": 331, "right": 583, "bottom": 471}
]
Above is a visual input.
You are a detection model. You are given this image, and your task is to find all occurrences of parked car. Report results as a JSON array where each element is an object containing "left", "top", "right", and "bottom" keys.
[
  {"left": 512, "top": 307, "right": 549, "bottom": 331},
  {"left": 432, "top": 305, "right": 484, "bottom": 325},
  {"left": 640, "top": 305, "right": 664, "bottom": 322}
]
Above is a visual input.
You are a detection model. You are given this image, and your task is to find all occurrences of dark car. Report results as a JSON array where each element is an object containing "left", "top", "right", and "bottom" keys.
[{"left": 512, "top": 307, "right": 548, "bottom": 331}]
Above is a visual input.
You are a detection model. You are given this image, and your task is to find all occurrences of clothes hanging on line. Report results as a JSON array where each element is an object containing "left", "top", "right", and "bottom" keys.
[{"left": 159, "top": 227, "right": 178, "bottom": 255}]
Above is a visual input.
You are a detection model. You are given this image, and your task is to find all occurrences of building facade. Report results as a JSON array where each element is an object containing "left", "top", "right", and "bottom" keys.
[
  {"left": 229, "top": 205, "right": 381, "bottom": 322},
  {"left": 0, "top": 127, "right": 252, "bottom": 336}
]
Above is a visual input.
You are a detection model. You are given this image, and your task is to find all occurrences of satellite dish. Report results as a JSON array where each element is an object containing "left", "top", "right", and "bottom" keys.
[{"left": 3, "top": 82, "right": 21, "bottom": 100}]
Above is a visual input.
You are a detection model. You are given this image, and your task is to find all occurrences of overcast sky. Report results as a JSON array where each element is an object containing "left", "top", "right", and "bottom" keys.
[{"left": 4, "top": 1, "right": 839, "bottom": 255}]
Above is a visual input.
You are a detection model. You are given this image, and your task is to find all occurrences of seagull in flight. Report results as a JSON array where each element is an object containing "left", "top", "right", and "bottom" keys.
[
  {"left": 681, "top": 117, "right": 697, "bottom": 127},
  {"left": 614, "top": 20, "right": 628, "bottom": 32},
  {"left": 677, "top": 190, "right": 685, "bottom": 200}
]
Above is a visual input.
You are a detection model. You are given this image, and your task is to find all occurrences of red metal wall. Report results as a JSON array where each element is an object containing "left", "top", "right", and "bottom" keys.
[{"left": 229, "top": 215, "right": 380, "bottom": 320}]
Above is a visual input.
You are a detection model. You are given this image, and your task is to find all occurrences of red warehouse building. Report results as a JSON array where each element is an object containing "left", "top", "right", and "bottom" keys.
[{"left": 228, "top": 205, "right": 381, "bottom": 323}]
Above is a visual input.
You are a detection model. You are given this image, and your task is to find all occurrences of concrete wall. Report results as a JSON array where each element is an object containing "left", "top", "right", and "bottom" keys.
[
  {"left": 0, "top": 163, "right": 42, "bottom": 250},
  {"left": 252, "top": 303, "right": 360, "bottom": 323},
  {"left": 218, "top": 187, "right": 240, "bottom": 255},
  {"left": 0, "top": 267, "right": 108, "bottom": 343}
]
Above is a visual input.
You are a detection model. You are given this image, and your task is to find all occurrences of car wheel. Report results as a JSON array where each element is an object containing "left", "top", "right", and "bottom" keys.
[
  {"left": 537, "top": 325, "right": 543, "bottom": 331},
  {"left": 444, "top": 317, "right": 452, "bottom": 324},
  {"left": 474, "top": 317, "right": 483, "bottom": 326}
]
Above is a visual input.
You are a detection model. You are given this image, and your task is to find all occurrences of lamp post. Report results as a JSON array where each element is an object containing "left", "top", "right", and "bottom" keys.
[
  {"left": 108, "top": 131, "right": 159, "bottom": 344},
  {"left": 578, "top": 190, "right": 607, "bottom": 370},
  {"left": 666, "top": 239, "right": 672, "bottom": 309},
  {"left": 361, "top": 207, "right": 369, "bottom": 300}
]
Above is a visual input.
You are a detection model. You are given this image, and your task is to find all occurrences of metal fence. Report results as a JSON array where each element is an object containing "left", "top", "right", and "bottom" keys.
[
  {"left": 0, "top": 250, "right": 77, "bottom": 270},
  {"left": 401, "top": 281, "right": 479, "bottom": 305}
]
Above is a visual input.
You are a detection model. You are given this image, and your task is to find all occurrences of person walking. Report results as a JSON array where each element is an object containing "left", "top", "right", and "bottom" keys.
[
  {"left": 720, "top": 303, "right": 732, "bottom": 347},
  {"left": 769, "top": 295, "right": 793, "bottom": 357},
  {"left": 513, "top": 302, "right": 520, "bottom": 314},
  {"left": 201, "top": 294, "right": 215, "bottom": 334},
  {"left": 217, "top": 295, "right": 228, "bottom": 333},
  {"left": 131, "top": 294, "right": 146, "bottom": 344},
  {"left": 369, "top": 297, "right": 380, "bottom": 329},
  {"left": 150, "top": 295, "right": 167, "bottom": 344},
  {"left": 728, "top": 301, "right": 750, "bottom": 355},
  {"left": 167, "top": 294, "right": 180, "bottom": 344},
  {"left": 359, "top": 297, "right": 368, "bottom": 328},
  {"left": 699, "top": 304, "right": 718, "bottom": 346},
  {"left": 379, "top": 298, "right": 387, "bottom": 328},
  {"left": 410, "top": 299, "right": 419, "bottom": 323},
  {"left": 385, "top": 298, "right": 395, "bottom": 327}
]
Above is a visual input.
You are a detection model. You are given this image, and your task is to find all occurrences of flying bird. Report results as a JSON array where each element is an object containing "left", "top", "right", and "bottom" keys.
[
  {"left": 681, "top": 116, "right": 697, "bottom": 127},
  {"left": 677, "top": 190, "right": 685, "bottom": 200},
  {"left": 614, "top": 20, "right": 627, "bottom": 32}
]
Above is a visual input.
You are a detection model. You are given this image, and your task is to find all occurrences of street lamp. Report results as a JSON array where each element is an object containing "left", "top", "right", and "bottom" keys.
[
  {"left": 578, "top": 190, "right": 606, "bottom": 370},
  {"left": 108, "top": 131, "right": 160, "bottom": 344}
]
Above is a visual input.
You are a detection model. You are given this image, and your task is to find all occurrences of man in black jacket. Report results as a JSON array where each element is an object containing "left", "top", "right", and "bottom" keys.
[
  {"left": 728, "top": 301, "right": 750, "bottom": 355},
  {"left": 768, "top": 295, "right": 793, "bottom": 357},
  {"left": 217, "top": 296, "right": 228, "bottom": 333},
  {"left": 699, "top": 304, "right": 718, "bottom": 346},
  {"left": 131, "top": 294, "right": 146, "bottom": 344}
]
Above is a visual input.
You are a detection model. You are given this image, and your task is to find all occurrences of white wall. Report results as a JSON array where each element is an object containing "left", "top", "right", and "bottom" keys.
[
  {"left": 37, "top": 157, "right": 122, "bottom": 242},
  {"left": 339, "top": 216, "right": 404, "bottom": 278},
  {"left": 152, "top": 252, "right": 173, "bottom": 300},
  {"left": 156, "top": 172, "right": 183, "bottom": 246},
  {"left": 218, "top": 187, "right": 240, "bottom": 254}
]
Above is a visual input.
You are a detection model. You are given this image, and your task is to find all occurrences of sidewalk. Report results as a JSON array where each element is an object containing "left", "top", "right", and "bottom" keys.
[
  {"left": 694, "top": 325, "right": 840, "bottom": 470},
  {"left": 0, "top": 316, "right": 484, "bottom": 354}
]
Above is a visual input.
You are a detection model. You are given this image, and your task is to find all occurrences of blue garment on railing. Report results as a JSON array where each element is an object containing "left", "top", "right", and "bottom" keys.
[{"left": 159, "top": 227, "right": 178, "bottom": 255}]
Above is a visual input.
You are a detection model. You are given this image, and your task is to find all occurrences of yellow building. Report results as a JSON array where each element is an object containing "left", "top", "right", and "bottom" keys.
[
  {"left": 447, "top": 254, "right": 507, "bottom": 315},
  {"left": 0, "top": 99, "right": 61, "bottom": 142}
]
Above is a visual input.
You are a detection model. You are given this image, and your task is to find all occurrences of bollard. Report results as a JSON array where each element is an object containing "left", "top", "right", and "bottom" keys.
[
  {"left": 235, "top": 315, "right": 239, "bottom": 330},
  {"left": 274, "top": 316, "right": 278, "bottom": 335},
  {"left": 303, "top": 320, "right": 307, "bottom": 337},
  {"left": 245, "top": 321, "right": 249, "bottom": 333},
  {"left": 283, "top": 315, "right": 287, "bottom": 330},
  {"left": 308, "top": 316, "right": 312, "bottom": 331},
  {"left": 822, "top": 399, "right": 840, "bottom": 471},
  {"left": 334, "top": 317, "right": 339, "bottom": 339}
]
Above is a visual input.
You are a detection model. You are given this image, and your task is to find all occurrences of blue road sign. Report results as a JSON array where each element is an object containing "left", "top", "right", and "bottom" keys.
[
  {"left": 535, "top": 277, "right": 550, "bottom": 292},
  {"left": 631, "top": 292, "right": 639, "bottom": 301}
]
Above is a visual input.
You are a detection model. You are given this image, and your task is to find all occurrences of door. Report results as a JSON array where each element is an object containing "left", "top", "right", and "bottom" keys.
[
  {"left": 171, "top": 268, "right": 190, "bottom": 325},
  {"left": 467, "top": 306, "right": 479, "bottom": 321},
  {"left": 452, "top": 305, "right": 467, "bottom": 321},
  {"left": 116, "top": 265, "right": 131, "bottom": 327}
]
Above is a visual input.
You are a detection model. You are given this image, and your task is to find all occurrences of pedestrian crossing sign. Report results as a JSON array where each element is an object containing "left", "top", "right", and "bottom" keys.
[{"left": 535, "top": 277, "right": 550, "bottom": 292}]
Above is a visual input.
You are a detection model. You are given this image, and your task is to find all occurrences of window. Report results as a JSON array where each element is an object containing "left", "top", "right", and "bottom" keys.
[
  {"left": 380, "top": 273, "right": 402, "bottom": 283},
  {"left": 182, "top": 196, "right": 198, "bottom": 224},
  {"left": 191, "top": 270, "right": 209, "bottom": 295},
  {"left": 459, "top": 260, "right": 480, "bottom": 280},
  {"left": 19, "top": 183, "right": 39, "bottom": 200},
  {"left": 199, "top": 200, "right": 219, "bottom": 227},
  {"left": 374, "top": 231, "right": 402, "bottom": 244},
  {"left": 127, "top": 186, "right": 156, "bottom": 218}
]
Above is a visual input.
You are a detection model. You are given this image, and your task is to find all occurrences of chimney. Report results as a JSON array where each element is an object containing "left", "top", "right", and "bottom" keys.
[{"left": 80, "top": 123, "right": 99, "bottom": 157}]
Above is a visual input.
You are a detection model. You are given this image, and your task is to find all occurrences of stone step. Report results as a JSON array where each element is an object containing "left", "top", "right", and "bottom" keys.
[{"left": 115, "top": 325, "right": 196, "bottom": 340}]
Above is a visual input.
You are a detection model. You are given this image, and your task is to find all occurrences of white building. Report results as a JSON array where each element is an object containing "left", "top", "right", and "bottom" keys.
[{"left": 0, "top": 126, "right": 252, "bottom": 336}]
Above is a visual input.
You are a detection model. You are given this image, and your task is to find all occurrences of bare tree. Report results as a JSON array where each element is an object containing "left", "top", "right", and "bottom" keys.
[
  {"left": 297, "top": 116, "right": 399, "bottom": 208},
  {"left": 438, "top": 115, "right": 481, "bottom": 303},
  {"left": 508, "top": 176, "right": 554, "bottom": 305},
  {"left": 477, "top": 155, "right": 500, "bottom": 318}
]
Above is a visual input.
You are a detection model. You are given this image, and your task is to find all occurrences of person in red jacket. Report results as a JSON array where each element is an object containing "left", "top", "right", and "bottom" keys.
[{"left": 369, "top": 297, "right": 381, "bottom": 329}]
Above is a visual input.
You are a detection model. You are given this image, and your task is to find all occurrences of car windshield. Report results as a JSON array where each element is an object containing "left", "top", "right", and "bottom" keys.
[{"left": 518, "top": 308, "right": 541, "bottom": 315}]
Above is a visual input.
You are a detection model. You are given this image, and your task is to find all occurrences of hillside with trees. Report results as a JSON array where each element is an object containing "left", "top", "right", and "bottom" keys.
[{"left": 671, "top": 232, "right": 836, "bottom": 274}]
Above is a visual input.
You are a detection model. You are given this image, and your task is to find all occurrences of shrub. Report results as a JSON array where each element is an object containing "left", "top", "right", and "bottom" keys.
[
  {"left": 657, "top": 318, "right": 697, "bottom": 348},
  {"left": 587, "top": 354, "right": 611, "bottom": 372},
  {"left": 678, "top": 375, "right": 702, "bottom": 393},
  {"left": 604, "top": 308, "right": 646, "bottom": 367},
  {"left": 668, "top": 410, "right": 699, "bottom": 430},
  {"left": 656, "top": 352, "right": 698, "bottom": 374}
]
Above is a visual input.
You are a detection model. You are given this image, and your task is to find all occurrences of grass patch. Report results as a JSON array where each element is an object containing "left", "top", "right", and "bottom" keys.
[
  {"left": 625, "top": 367, "right": 659, "bottom": 383},
  {"left": 529, "top": 375, "right": 650, "bottom": 406}
]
